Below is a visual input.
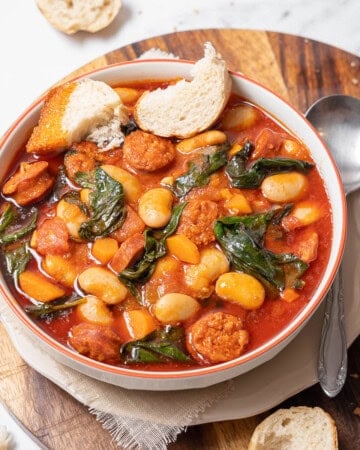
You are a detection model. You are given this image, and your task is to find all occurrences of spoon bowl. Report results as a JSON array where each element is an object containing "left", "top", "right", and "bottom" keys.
[{"left": 306, "top": 94, "right": 360, "bottom": 195}]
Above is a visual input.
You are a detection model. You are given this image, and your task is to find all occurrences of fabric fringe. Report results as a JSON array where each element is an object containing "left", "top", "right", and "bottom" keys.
[{"left": 90, "top": 408, "right": 185, "bottom": 450}]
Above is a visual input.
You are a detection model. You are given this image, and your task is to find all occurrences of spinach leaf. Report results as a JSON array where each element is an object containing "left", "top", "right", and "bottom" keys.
[
  {"left": 62, "top": 191, "right": 89, "bottom": 215},
  {"left": 0, "top": 208, "right": 37, "bottom": 244},
  {"left": 214, "top": 208, "right": 308, "bottom": 296},
  {"left": 226, "top": 140, "right": 314, "bottom": 188},
  {"left": 48, "top": 165, "right": 69, "bottom": 204},
  {"left": 4, "top": 242, "right": 31, "bottom": 276},
  {"left": 0, "top": 204, "right": 15, "bottom": 233},
  {"left": 78, "top": 168, "right": 126, "bottom": 241},
  {"left": 119, "top": 202, "right": 187, "bottom": 301},
  {"left": 25, "top": 297, "right": 85, "bottom": 319},
  {"left": 169, "top": 143, "right": 230, "bottom": 197},
  {"left": 74, "top": 170, "right": 96, "bottom": 189},
  {"left": 121, "top": 326, "right": 191, "bottom": 363}
]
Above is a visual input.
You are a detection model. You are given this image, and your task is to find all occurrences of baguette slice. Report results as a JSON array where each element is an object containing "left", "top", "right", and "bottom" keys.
[
  {"left": 36, "top": 0, "right": 122, "bottom": 35},
  {"left": 26, "top": 78, "right": 128, "bottom": 154},
  {"left": 248, "top": 406, "right": 338, "bottom": 450},
  {"left": 134, "top": 42, "right": 232, "bottom": 138}
]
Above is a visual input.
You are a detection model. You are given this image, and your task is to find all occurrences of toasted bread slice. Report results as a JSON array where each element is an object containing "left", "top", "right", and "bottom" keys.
[
  {"left": 134, "top": 42, "right": 232, "bottom": 138},
  {"left": 26, "top": 78, "right": 128, "bottom": 154},
  {"left": 36, "top": 0, "right": 122, "bottom": 35},
  {"left": 248, "top": 406, "right": 338, "bottom": 450}
]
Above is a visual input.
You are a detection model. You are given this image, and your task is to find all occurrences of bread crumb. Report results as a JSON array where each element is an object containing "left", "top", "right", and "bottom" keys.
[
  {"left": 350, "top": 373, "right": 359, "bottom": 379},
  {"left": 354, "top": 407, "right": 360, "bottom": 417}
]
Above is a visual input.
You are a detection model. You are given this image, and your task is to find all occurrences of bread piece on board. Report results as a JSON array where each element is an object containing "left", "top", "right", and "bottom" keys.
[
  {"left": 36, "top": 0, "right": 121, "bottom": 34},
  {"left": 26, "top": 78, "right": 128, "bottom": 154},
  {"left": 248, "top": 406, "right": 338, "bottom": 450},
  {"left": 134, "top": 42, "right": 232, "bottom": 139}
]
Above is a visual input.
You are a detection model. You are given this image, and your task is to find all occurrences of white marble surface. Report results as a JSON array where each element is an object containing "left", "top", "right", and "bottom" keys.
[{"left": 0, "top": 0, "right": 359, "bottom": 137}]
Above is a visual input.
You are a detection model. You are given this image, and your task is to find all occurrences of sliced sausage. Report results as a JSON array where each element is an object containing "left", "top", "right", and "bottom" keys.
[
  {"left": 177, "top": 199, "right": 219, "bottom": 246},
  {"left": 123, "top": 130, "right": 176, "bottom": 171},
  {"left": 110, "top": 233, "right": 145, "bottom": 272},
  {"left": 187, "top": 312, "right": 249, "bottom": 363},
  {"left": 2, "top": 161, "right": 54, "bottom": 206},
  {"left": 69, "top": 323, "right": 122, "bottom": 363},
  {"left": 36, "top": 217, "right": 70, "bottom": 255}
]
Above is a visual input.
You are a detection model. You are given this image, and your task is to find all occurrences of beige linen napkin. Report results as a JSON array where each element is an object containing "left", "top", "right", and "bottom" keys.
[{"left": 0, "top": 301, "right": 233, "bottom": 449}]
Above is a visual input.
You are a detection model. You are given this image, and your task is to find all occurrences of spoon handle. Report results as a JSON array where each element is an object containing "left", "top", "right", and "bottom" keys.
[{"left": 317, "top": 267, "right": 347, "bottom": 397}]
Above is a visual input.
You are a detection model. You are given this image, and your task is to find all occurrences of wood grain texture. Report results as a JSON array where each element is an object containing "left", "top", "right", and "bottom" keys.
[{"left": 1, "top": 29, "right": 359, "bottom": 450}]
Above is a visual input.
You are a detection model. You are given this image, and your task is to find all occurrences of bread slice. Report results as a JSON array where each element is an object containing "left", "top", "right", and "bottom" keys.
[
  {"left": 36, "top": 0, "right": 122, "bottom": 34},
  {"left": 134, "top": 42, "right": 232, "bottom": 138},
  {"left": 26, "top": 78, "right": 128, "bottom": 154},
  {"left": 248, "top": 406, "right": 338, "bottom": 450}
]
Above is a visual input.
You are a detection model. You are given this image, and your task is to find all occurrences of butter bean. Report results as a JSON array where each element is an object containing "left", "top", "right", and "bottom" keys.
[
  {"left": 215, "top": 272, "right": 265, "bottom": 310},
  {"left": 176, "top": 130, "right": 227, "bottom": 153},
  {"left": 154, "top": 293, "right": 200, "bottom": 323},
  {"left": 78, "top": 267, "right": 128, "bottom": 305},
  {"left": 77, "top": 295, "right": 113, "bottom": 325},
  {"left": 56, "top": 198, "right": 88, "bottom": 240},
  {"left": 261, "top": 172, "right": 308, "bottom": 203},
  {"left": 138, "top": 188, "right": 173, "bottom": 228},
  {"left": 101, "top": 164, "right": 142, "bottom": 203}
]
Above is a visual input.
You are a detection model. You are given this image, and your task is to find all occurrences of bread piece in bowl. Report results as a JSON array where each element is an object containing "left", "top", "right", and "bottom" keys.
[
  {"left": 26, "top": 78, "right": 128, "bottom": 154},
  {"left": 248, "top": 406, "right": 338, "bottom": 450},
  {"left": 36, "top": 0, "right": 122, "bottom": 34},
  {"left": 134, "top": 42, "right": 232, "bottom": 138}
]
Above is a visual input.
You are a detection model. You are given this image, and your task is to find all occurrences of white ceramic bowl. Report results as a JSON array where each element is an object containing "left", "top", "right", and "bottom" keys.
[{"left": 0, "top": 60, "right": 346, "bottom": 390}]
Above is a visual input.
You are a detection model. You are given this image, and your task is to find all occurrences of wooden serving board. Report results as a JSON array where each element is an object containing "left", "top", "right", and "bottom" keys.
[{"left": 1, "top": 29, "right": 359, "bottom": 450}]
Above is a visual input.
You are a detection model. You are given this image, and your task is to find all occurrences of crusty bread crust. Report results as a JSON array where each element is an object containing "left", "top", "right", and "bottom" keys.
[
  {"left": 248, "top": 406, "right": 338, "bottom": 450},
  {"left": 26, "top": 78, "right": 127, "bottom": 154},
  {"left": 36, "top": 0, "right": 121, "bottom": 34},
  {"left": 134, "top": 42, "right": 232, "bottom": 139}
]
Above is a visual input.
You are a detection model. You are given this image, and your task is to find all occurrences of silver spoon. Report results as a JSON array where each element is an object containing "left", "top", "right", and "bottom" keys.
[{"left": 305, "top": 94, "right": 360, "bottom": 397}]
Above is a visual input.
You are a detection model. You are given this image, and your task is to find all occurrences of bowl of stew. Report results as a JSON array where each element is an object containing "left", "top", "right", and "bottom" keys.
[{"left": 0, "top": 59, "right": 346, "bottom": 390}]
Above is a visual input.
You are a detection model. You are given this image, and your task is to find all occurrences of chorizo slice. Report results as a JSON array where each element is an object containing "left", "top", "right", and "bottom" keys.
[
  {"left": 2, "top": 161, "right": 54, "bottom": 206},
  {"left": 187, "top": 312, "right": 249, "bottom": 363},
  {"left": 36, "top": 216, "right": 70, "bottom": 255},
  {"left": 123, "top": 130, "right": 176, "bottom": 171},
  {"left": 177, "top": 199, "right": 219, "bottom": 246},
  {"left": 64, "top": 141, "right": 98, "bottom": 181},
  {"left": 69, "top": 323, "right": 122, "bottom": 363},
  {"left": 110, "top": 233, "right": 145, "bottom": 272}
]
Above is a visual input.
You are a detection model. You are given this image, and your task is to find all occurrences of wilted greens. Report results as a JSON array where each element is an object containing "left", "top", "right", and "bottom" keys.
[
  {"left": 214, "top": 207, "right": 309, "bottom": 296},
  {"left": 121, "top": 326, "right": 191, "bottom": 363},
  {"left": 226, "top": 140, "right": 314, "bottom": 188},
  {"left": 25, "top": 297, "right": 85, "bottom": 319},
  {"left": 119, "top": 202, "right": 187, "bottom": 300},
  {"left": 168, "top": 143, "right": 230, "bottom": 197},
  {"left": 76, "top": 167, "right": 126, "bottom": 241}
]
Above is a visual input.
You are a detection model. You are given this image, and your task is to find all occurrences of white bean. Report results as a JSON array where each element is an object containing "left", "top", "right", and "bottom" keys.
[
  {"left": 101, "top": 164, "right": 142, "bottom": 203},
  {"left": 261, "top": 172, "right": 308, "bottom": 203},
  {"left": 138, "top": 188, "right": 173, "bottom": 228},
  {"left": 56, "top": 198, "right": 87, "bottom": 240},
  {"left": 185, "top": 248, "right": 229, "bottom": 298},
  {"left": 78, "top": 267, "right": 128, "bottom": 305},
  {"left": 215, "top": 272, "right": 265, "bottom": 310},
  {"left": 154, "top": 293, "right": 200, "bottom": 323},
  {"left": 77, "top": 295, "right": 113, "bottom": 325}
]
